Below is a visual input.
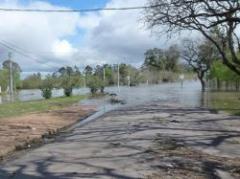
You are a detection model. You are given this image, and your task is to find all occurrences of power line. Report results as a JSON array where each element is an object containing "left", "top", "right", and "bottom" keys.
[
  {"left": 1, "top": 40, "right": 64, "bottom": 55},
  {"left": 0, "top": 40, "right": 45, "bottom": 63},
  {"left": 0, "top": 5, "right": 159, "bottom": 13},
  {"left": 0, "top": 41, "right": 37, "bottom": 60}
]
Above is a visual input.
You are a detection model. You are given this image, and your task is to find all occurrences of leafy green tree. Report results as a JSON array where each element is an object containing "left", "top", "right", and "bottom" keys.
[
  {"left": 181, "top": 39, "right": 217, "bottom": 91},
  {"left": 84, "top": 65, "right": 93, "bottom": 76},
  {"left": 165, "top": 45, "right": 180, "bottom": 72},
  {"left": 72, "top": 65, "right": 82, "bottom": 87},
  {"left": 94, "top": 65, "right": 106, "bottom": 92},
  {"left": 86, "top": 75, "right": 104, "bottom": 94},
  {"left": 210, "top": 61, "right": 240, "bottom": 90},
  {"left": 143, "top": 46, "right": 180, "bottom": 83},
  {"left": 84, "top": 65, "right": 93, "bottom": 86},
  {"left": 57, "top": 66, "right": 75, "bottom": 97},
  {"left": 144, "top": 0, "right": 240, "bottom": 75},
  {"left": 144, "top": 46, "right": 180, "bottom": 72},
  {"left": 144, "top": 48, "right": 165, "bottom": 71},
  {"left": 22, "top": 73, "right": 42, "bottom": 89},
  {"left": 103, "top": 64, "right": 115, "bottom": 85},
  {"left": 119, "top": 64, "right": 129, "bottom": 85}
]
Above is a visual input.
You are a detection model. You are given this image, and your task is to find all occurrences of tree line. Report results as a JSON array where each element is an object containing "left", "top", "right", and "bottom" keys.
[{"left": 1, "top": 45, "right": 186, "bottom": 98}]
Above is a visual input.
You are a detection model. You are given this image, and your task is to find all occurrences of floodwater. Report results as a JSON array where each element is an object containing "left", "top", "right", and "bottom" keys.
[
  {"left": 0, "top": 81, "right": 205, "bottom": 108},
  {"left": 73, "top": 80, "right": 204, "bottom": 128},
  {"left": 79, "top": 80, "right": 206, "bottom": 114},
  {"left": 0, "top": 88, "right": 89, "bottom": 104}
]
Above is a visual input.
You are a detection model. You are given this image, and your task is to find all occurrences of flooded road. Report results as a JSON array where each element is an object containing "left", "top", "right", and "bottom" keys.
[
  {"left": 1, "top": 80, "right": 240, "bottom": 179},
  {"left": 1, "top": 81, "right": 203, "bottom": 107},
  {"left": 79, "top": 80, "right": 204, "bottom": 112},
  {"left": 107, "top": 80, "right": 202, "bottom": 107}
]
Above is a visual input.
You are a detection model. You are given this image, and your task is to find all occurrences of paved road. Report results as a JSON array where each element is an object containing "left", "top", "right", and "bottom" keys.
[{"left": 1, "top": 103, "right": 240, "bottom": 179}]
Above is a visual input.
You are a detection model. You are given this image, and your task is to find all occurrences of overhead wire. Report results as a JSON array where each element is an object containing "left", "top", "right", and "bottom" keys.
[
  {"left": 0, "top": 5, "right": 159, "bottom": 13},
  {"left": 0, "top": 40, "right": 47, "bottom": 63},
  {"left": 0, "top": 4, "right": 157, "bottom": 64}
]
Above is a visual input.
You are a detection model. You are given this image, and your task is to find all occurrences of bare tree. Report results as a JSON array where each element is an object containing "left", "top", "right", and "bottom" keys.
[
  {"left": 182, "top": 39, "right": 217, "bottom": 91},
  {"left": 145, "top": 0, "right": 240, "bottom": 75}
]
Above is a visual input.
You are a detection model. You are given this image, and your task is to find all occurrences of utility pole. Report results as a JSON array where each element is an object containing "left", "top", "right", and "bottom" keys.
[
  {"left": 103, "top": 67, "right": 106, "bottom": 83},
  {"left": 117, "top": 63, "right": 120, "bottom": 92},
  {"left": 83, "top": 75, "right": 86, "bottom": 88},
  {"left": 8, "top": 52, "right": 14, "bottom": 95},
  {"left": 127, "top": 76, "right": 131, "bottom": 87}
]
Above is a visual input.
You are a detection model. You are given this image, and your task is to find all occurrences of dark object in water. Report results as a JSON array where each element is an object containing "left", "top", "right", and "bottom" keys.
[
  {"left": 109, "top": 93, "right": 117, "bottom": 97},
  {"left": 170, "top": 120, "right": 180, "bottom": 123},
  {"left": 110, "top": 97, "right": 126, "bottom": 105}
]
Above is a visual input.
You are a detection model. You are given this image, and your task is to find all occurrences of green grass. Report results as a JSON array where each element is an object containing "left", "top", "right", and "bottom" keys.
[
  {"left": 0, "top": 95, "right": 87, "bottom": 118},
  {"left": 208, "top": 92, "right": 240, "bottom": 115}
]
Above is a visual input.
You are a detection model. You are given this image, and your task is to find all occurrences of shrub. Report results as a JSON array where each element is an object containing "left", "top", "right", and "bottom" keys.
[
  {"left": 64, "top": 87, "right": 73, "bottom": 97},
  {"left": 40, "top": 75, "right": 53, "bottom": 99},
  {"left": 87, "top": 75, "right": 104, "bottom": 94},
  {"left": 41, "top": 88, "right": 52, "bottom": 99}
]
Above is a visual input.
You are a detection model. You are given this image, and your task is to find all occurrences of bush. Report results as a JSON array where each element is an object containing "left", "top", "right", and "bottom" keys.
[
  {"left": 64, "top": 87, "right": 73, "bottom": 97},
  {"left": 41, "top": 88, "right": 52, "bottom": 99},
  {"left": 87, "top": 75, "right": 104, "bottom": 94},
  {"left": 40, "top": 75, "right": 53, "bottom": 99}
]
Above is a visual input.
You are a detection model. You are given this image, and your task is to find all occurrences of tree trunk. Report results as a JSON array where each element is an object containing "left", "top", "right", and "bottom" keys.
[
  {"left": 200, "top": 79, "right": 206, "bottom": 92},
  {"left": 217, "top": 78, "right": 221, "bottom": 90},
  {"left": 197, "top": 73, "right": 206, "bottom": 92}
]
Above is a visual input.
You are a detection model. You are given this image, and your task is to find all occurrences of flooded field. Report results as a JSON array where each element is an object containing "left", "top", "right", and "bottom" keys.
[
  {"left": 0, "top": 88, "right": 89, "bottom": 104},
  {"left": 1, "top": 81, "right": 240, "bottom": 114}
]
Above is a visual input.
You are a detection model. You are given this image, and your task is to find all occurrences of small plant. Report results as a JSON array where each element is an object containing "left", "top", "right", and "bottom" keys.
[
  {"left": 64, "top": 87, "right": 73, "bottom": 97},
  {"left": 87, "top": 75, "right": 104, "bottom": 95},
  {"left": 41, "top": 88, "right": 52, "bottom": 99},
  {"left": 40, "top": 75, "right": 53, "bottom": 99},
  {"left": 61, "top": 77, "right": 73, "bottom": 97}
]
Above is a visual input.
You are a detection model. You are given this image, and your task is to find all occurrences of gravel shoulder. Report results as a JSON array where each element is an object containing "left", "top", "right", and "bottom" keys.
[{"left": 1, "top": 103, "right": 240, "bottom": 179}]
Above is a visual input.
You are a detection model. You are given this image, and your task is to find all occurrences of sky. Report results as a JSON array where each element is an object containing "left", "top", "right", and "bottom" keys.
[{"left": 0, "top": 0, "right": 184, "bottom": 77}]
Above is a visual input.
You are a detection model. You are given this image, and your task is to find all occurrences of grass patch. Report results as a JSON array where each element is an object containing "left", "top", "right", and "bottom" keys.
[
  {"left": 208, "top": 91, "right": 240, "bottom": 115},
  {"left": 0, "top": 95, "right": 87, "bottom": 118}
]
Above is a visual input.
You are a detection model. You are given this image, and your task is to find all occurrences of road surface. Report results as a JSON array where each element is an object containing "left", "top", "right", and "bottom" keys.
[{"left": 1, "top": 102, "right": 240, "bottom": 178}]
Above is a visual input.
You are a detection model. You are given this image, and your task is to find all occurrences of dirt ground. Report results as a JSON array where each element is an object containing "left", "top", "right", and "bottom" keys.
[{"left": 0, "top": 104, "right": 95, "bottom": 160}]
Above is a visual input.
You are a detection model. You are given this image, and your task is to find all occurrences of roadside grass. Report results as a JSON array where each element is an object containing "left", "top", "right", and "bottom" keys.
[
  {"left": 0, "top": 95, "right": 87, "bottom": 118},
  {"left": 208, "top": 92, "right": 240, "bottom": 115}
]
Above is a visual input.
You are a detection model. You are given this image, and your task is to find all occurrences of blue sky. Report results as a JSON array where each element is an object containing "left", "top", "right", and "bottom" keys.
[
  {"left": 19, "top": 0, "right": 109, "bottom": 9},
  {"left": 18, "top": 0, "right": 110, "bottom": 47}
]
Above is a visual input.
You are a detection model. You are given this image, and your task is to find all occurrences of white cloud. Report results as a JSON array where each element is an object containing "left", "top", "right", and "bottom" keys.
[
  {"left": 78, "top": 0, "right": 169, "bottom": 66},
  {"left": 0, "top": 0, "right": 179, "bottom": 75},
  {"left": 52, "top": 40, "right": 77, "bottom": 58},
  {"left": 0, "top": 0, "right": 81, "bottom": 72}
]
